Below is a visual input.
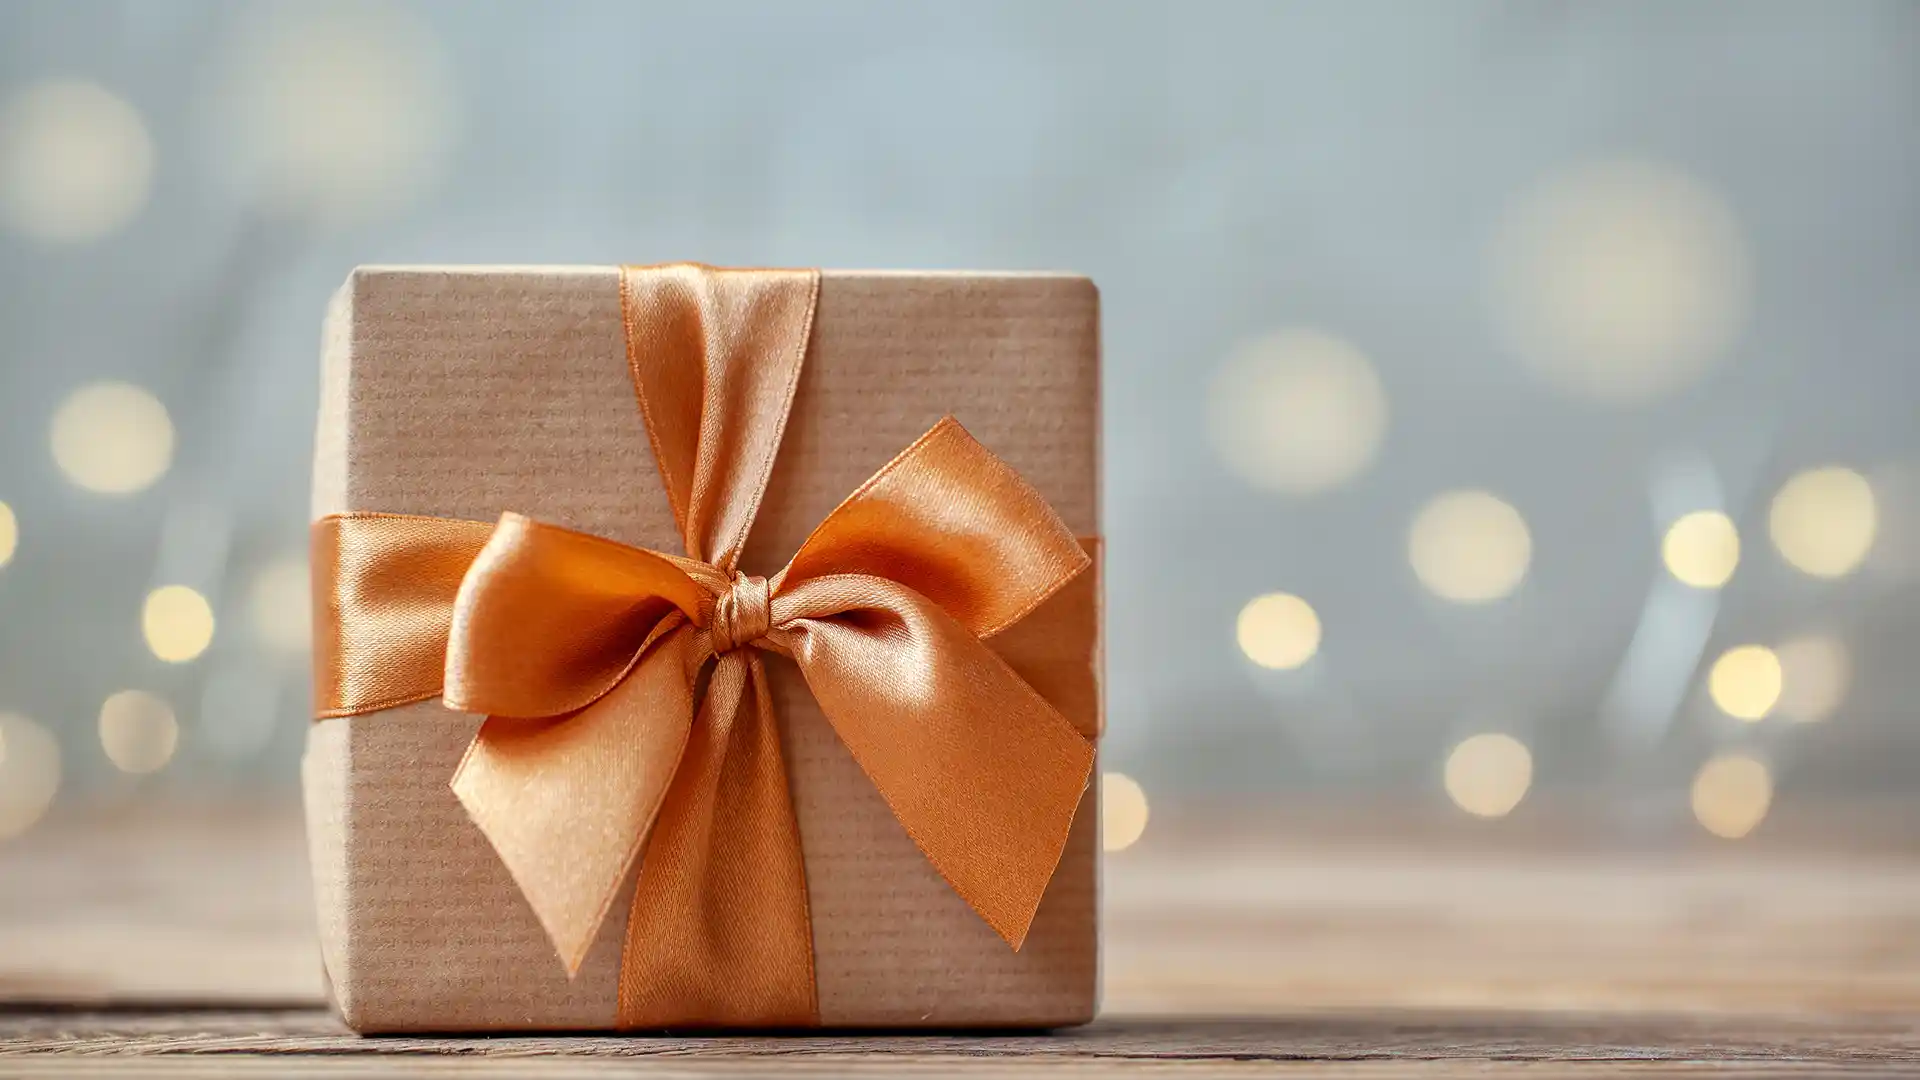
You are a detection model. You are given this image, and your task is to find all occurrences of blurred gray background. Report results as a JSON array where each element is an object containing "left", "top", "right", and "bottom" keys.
[{"left": 0, "top": 0, "right": 1915, "bottom": 847}]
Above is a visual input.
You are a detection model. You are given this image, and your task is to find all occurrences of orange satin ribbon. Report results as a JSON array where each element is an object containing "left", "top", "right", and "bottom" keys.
[{"left": 312, "top": 264, "right": 1098, "bottom": 1028}]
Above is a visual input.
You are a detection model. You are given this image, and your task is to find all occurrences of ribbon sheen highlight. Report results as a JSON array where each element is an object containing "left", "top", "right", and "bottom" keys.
[{"left": 312, "top": 265, "right": 1097, "bottom": 1028}]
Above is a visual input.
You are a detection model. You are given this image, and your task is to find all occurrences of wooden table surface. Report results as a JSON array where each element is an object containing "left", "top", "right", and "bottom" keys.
[{"left": 4, "top": 801, "right": 1920, "bottom": 1076}]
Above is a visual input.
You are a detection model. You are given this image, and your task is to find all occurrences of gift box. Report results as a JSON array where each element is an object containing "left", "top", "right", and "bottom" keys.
[{"left": 303, "top": 265, "right": 1103, "bottom": 1032}]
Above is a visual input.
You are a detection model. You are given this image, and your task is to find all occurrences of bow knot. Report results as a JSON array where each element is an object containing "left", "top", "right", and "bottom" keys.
[{"left": 709, "top": 573, "right": 771, "bottom": 654}]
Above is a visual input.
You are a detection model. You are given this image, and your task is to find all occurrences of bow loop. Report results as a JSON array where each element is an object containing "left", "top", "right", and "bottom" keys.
[
  {"left": 774, "top": 417, "right": 1091, "bottom": 639},
  {"left": 444, "top": 513, "right": 709, "bottom": 720}
]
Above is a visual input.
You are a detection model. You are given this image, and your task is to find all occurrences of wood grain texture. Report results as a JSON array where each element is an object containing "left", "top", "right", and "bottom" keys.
[{"left": 2, "top": 1007, "right": 1918, "bottom": 1075}]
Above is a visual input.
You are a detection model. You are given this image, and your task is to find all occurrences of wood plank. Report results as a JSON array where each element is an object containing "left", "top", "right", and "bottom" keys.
[{"left": 2, "top": 1007, "right": 1919, "bottom": 1074}]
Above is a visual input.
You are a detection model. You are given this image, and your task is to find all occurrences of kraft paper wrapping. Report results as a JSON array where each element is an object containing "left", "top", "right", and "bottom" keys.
[{"left": 302, "top": 267, "right": 1102, "bottom": 1032}]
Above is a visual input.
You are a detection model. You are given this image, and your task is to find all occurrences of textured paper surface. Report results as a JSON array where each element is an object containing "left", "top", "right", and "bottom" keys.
[{"left": 304, "top": 267, "right": 1102, "bottom": 1032}]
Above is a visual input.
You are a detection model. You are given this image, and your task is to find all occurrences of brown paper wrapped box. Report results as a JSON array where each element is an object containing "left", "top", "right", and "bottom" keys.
[{"left": 303, "top": 267, "right": 1102, "bottom": 1032}]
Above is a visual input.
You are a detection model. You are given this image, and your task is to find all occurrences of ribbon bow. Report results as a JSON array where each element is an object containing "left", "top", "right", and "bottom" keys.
[{"left": 313, "top": 265, "right": 1098, "bottom": 1028}]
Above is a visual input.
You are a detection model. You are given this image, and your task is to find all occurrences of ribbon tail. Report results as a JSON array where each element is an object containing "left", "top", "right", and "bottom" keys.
[
  {"left": 452, "top": 621, "right": 701, "bottom": 977},
  {"left": 617, "top": 651, "right": 816, "bottom": 1028},
  {"left": 775, "top": 577, "right": 1095, "bottom": 951}
]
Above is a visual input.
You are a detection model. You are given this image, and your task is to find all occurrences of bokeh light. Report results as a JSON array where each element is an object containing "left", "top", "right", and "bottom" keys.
[
  {"left": 214, "top": 3, "right": 458, "bottom": 220},
  {"left": 98, "top": 690, "right": 179, "bottom": 775},
  {"left": 1775, "top": 634, "right": 1849, "bottom": 724},
  {"left": 1443, "top": 733, "right": 1533, "bottom": 818},
  {"left": 1691, "top": 754, "right": 1772, "bottom": 839},
  {"left": 1235, "top": 592, "right": 1322, "bottom": 670},
  {"left": 0, "top": 79, "right": 154, "bottom": 243},
  {"left": 143, "top": 585, "right": 215, "bottom": 663},
  {"left": 1488, "top": 158, "right": 1748, "bottom": 403},
  {"left": 1708, "top": 644, "right": 1782, "bottom": 721},
  {"left": 1408, "top": 490, "right": 1532, "bottom": 603},
  {"left": 0, "top": 712, "right": 61, "bottom": 839},
  {"left": 1661, "top": 510, "right": 1739, "bottom": 588},
  {"left": 0, "top": 500, "right": 16, "bottom": 569},
  {"left": 249, "top": 554, "right": 311, "bottom": 655},
  {"left": 1207, "top": 329, "right": 1388, "bottom": 496},
  {"left": 1769, "top": 467, "right": 1877, "bottom": 579},
  {"left": 50, "top": 382, "right": 174, "bottom": 495},
  {"left": 1102, "top": 772, "right": 1149, "bottom": 853}
]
